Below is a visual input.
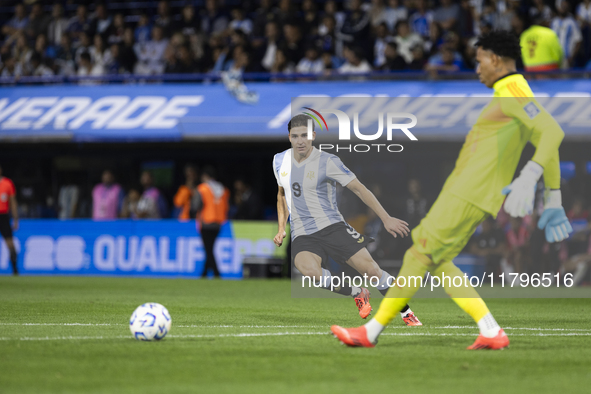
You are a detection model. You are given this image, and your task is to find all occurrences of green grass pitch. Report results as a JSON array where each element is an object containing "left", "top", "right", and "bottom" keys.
[{"left": 1, "top": 277, "right": 590, "bottom": 394}]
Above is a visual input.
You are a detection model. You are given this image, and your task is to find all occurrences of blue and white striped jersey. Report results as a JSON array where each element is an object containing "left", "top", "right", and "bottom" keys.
[{"left": 273, "top": 147, "right": 356, "bottom": 240}]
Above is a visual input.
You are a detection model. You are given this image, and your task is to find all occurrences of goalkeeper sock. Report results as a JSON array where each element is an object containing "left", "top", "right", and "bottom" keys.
[
  {"left": 400, "top": 305, "right": 411, "bottom": 317},
  {"left": 364, "top": 318, "right": 385, "bottom": 343},
  {"left": 477, "top": 313, "right": 501, "bottom": 338}
]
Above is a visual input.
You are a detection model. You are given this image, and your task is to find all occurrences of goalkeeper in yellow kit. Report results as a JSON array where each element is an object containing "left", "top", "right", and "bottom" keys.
[{"left": 331, "top": 31, "right": 573, "bottom": 350}]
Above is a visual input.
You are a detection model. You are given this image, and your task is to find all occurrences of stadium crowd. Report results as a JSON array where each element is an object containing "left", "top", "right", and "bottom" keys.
[{"left": 1, "top": 0, "right": 591, "bottom": 78}]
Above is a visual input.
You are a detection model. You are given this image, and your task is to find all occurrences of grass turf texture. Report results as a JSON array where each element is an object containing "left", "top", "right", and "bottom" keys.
[{"left": 1, "top": 277, "right": 590, "bottom": 394}]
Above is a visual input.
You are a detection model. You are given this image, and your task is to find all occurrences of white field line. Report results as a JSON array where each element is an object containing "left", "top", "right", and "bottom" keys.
[
  {"left": 1, "top": 323, "right": 591, "bottom": 332},
  {"left": 1, "top": 331, "right": 591, "bottom": 342}
]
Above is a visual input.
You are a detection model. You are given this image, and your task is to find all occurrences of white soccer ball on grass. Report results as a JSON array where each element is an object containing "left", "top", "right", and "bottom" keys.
[{"left": 129, "top": 303, "right": 172, "bottom": 341}]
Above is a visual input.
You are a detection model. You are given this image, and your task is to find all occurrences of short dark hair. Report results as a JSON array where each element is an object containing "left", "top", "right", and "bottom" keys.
[
  {"left": 288, "top": 114, "right": 313, "bottom": 133},
  {"left": 474, "top": 31, "right": 521, "bottom": 61},
  {"left": 202, "top": 165, "right": 217, "bottom": 179}
]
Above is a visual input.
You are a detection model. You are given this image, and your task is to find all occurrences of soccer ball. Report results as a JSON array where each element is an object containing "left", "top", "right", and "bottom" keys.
[{"left": 129, "top": 303, "right": 172, "bottom": 341}]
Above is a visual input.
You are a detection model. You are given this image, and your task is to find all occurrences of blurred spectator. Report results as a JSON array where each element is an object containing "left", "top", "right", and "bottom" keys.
[
  {"left": 338, "top": 46, "right": 372, "bottom": 73},
  {"left": 296, "top": 46, "right": 324, "bottom": 74},
  {"left": 55, "top": 34, "right": 76, "bottom": 76},
  {"left": 521, "top": 18, "right": 563, "bottom": 72},
  {"left": 134, "top": 26, "right": 168, "bottom": 75},
  {"left": 380, "top": 41, "right": 407, "bottom": 70},
  {"left": 35, "top": 34, "right": 56, "bottom": 64},
  {"left": 552, "top": 2, "right": 582, "bottom": 68},
  {"left": 341, "top": 0, "right": 372, "bottom": 49},
  {"left": 529, "top": 0, "right": 552, "bottom": 23},
  {"left": 408, "top": 44, "right": 427, "bottom": 70},
  {"left": 469, "top": 217, "right": 507, "bottom": 278},
  {"left": 135, "top": 14, "right": 151, "bottom": 45},
  {"left": 384, "top": 0, "right": 408, "bottom": 33},
  {"left": 271, "top": 47, "right": 295, "bottom": 73},
  {"left": 177, "top": 5, "right": 199, "bottom": 37},
  {"left": 92, "top": 170, "right": 124, "bottom": 220},
  {"left": 233, "top": 179, "right": 263, "bottom": 220},
  {"left": 281, "top": 24, "right": 304, "bottom": 65},
  {"left": 90, "top": 3, "right": 112, "bottom": 40},
  {"left": 195, "top": 166, "right": 229, "bottom": 278},
  {"left": 458, "top": 0, "right": 474, "bottom": 38},
  {"left": 409, "top": 0, "right": 434, "bottom": 39},
  {"left": 433, "top": 0, "right": 460, "bottom": 32},
  {"left": 578, "top": 0, "right": 591, "bottom": 64},
  {"left": 89, "top": 35, "right": 111, "bottom": 70},
  {"left": 104, "top": 44, "right": 121, "bottom": 75},
  {"left": 174, "top": 165, "right": 198, "bottom": 220},
  {"left": 0, "top": 55, "right": 22, "bottom": 77},
  {"left": 154, "top": 1, "right": 172, "bottom": 37},
  {"left": 165, "top": 44, "right": 196, "bottom": 74},
  {"left": 201, "top": 0, "right": 229, "bottom": 36},
  {"left": 229, "top": 8, "right": 253, "bottom": 36},
  {"left": 394, "top": 20, "right": 423, "bottom": 64},
  {"left": 30, "top": 52, "right": 54, "bottom": 77},
  {"left": 137, "top": 171, "right": 166, "bottom": 219},
  {"left": 491, "top": 0, "right": 517, "bottom": 32},
  {"left": 25, "top": 3, "right": 50, "bottom": 42},
  {"left": 252, "top": 0, "right": 276, "bottom": 37},
  {"left": 2, "top": 3, "right": 28, "bottom": 41},
  {"left": 317, "top": 15, "right": 340, "bottom": 56},
  {"left": 58, "top": 176, "right": 79, "bottom": 219},
  {"left": 369, "top": 0, "right": 389, "bottom": 29},
  {"left": 119, "top": 28, "right": 138, "bottom": 73},
  {"left": 77, "top": 52, "right": 104, "bottom": 77},
  {"left": 301, "top": 0, "right": 320, "bottom": 37},
  {"left": 426, "top": 46, "right": 464, "bottom": 73},
  {"left": 67, "top": 5, "right": 92, "bottom": 45},
  {"left": 373, "top": 22, "right": 391, "bottom": 68},
  {"left": 121, "top": 186, "right": 141, "bottom": 219},
  {"left": 107, "top": 13, "right": 126, "bottom": 45},
  {"left": 47, "top": 3, "right": 69, "bottom": 47},
  {"left": 260, "top": 21, "right": 280, "bottom": 71},
  {"left": 75, "top": 32, "right": 92, "bottom": 64}
]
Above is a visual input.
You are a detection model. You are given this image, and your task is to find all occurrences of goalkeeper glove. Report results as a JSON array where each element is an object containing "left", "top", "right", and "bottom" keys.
[
  {"left": 502, "top": 161, "right": 543, "bottom": 217},
  {"left": 538, "top": 190, "right": 573, "bottom": 243}
]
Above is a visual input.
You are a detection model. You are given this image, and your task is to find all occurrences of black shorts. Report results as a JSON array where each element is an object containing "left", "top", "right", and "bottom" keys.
[
  {"left": 0, "top": 214, "right": 13, "bottom": 239},
  {"left": 292, "top": 222, "right": 374, "bottom": 265}
]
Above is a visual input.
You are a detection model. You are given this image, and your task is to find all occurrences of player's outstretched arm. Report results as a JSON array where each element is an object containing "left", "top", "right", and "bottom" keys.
[
  {"left": 346, "top": 179, "right": 409, "bottom": 238},
  {"left": 502, "top": 100, "right": 571, "bottom": 242},
  {"left": 273, "top": 186, "right": 288, "bottom": 247}
]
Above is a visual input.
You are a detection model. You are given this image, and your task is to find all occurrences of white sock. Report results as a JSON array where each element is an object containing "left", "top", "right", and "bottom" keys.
[
  {"left": 477, "top": 313, "right": 501, "bottom": 338},
  {"left": 364, "top": 318, "right": 385, "bottom": 343},
  {"left": 400, "top": 308, "right": 413, "bottom": 318},
  {"left": 376, "top": 271, "right": 394, "bottom": 293},
  {"left": 351, "top": 286, "right": 362, "bottom": 297}
]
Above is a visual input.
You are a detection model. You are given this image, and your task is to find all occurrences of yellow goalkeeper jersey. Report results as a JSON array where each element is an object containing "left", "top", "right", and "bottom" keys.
[{"left": 441, "top": 73, "right": 564, "bottom": 217}]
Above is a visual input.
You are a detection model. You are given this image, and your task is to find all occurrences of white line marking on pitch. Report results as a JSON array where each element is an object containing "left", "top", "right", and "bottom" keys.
[
  {"left": 1, "top": 331, "right": 591, "bottom": 342},
  {"left": 2, "top": 323, "right": 590, "bottom": 332}
]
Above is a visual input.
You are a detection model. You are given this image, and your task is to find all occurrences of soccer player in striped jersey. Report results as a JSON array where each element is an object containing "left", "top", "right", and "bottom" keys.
[
  {"left": 331, "top": 31, "right": 572, "bottom": 349},
  {"left": 273, "top": 114, "right": 422, "bottom": 326}
]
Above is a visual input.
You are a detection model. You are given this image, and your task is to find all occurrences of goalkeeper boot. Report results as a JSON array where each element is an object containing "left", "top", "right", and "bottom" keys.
[
  {"left": 354, "top": 288, "right": 372, "bottom": 319},
  {"left": 467, "top": 329, "right": 510, "bottom": 350},
  {"left": 331, "top": 325, "right": 375, "bottom": 348},
  {"left": 402, "top": 311, "right": 423, "bottom": 326}
]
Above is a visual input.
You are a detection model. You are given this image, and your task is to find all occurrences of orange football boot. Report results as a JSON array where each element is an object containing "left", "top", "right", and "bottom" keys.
[
  {"left": 331, "top": 325, "right": 375, "bottom": 348},
  {"left": 402, "top": 311, "right": 423, "bottom": 326},
  {"left": 467, "top": 329, "right": 510, "bottom": 350},
  {"left": 354, "top": 288, "right": 372, "bottom": 319}
]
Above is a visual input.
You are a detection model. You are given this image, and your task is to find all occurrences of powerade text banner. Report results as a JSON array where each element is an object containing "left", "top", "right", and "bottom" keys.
[
  {"left": 1, "top": 80, "right": 591, "bottom": 141},
  {"left": 0, "top": 220, "right": 286, "bottom": 278}
]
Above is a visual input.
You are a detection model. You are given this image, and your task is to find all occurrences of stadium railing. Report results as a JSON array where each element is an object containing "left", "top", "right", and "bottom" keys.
[{"left": 1, "top": 69, "right": 590, "bottom": 86}]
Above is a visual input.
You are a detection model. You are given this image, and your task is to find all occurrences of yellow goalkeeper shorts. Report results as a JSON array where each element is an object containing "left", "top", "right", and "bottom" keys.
[{"left": 411, "top": 192, "right": 489, "bottom": 264}]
